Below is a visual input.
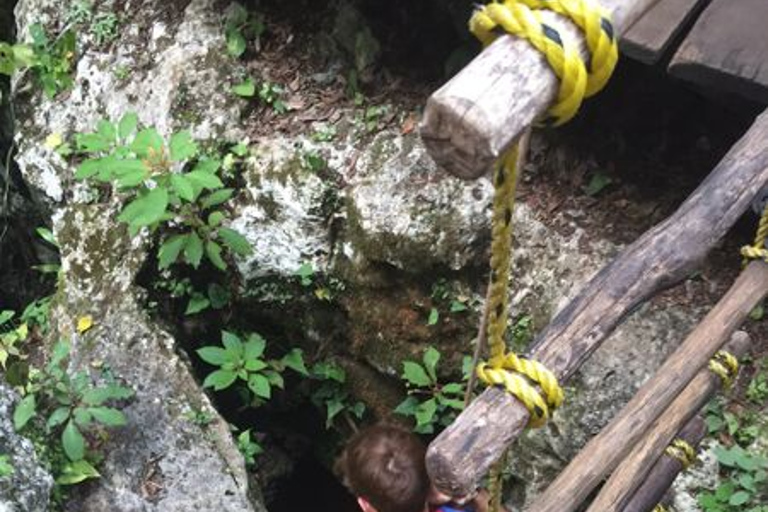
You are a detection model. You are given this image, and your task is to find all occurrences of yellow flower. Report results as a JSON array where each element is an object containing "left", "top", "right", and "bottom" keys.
[
  {"left": 77, "top": 315, "right": 94, "bottom": 334},
  {"left": 44, "top": 133, "right": 64, "bottom": 149}
]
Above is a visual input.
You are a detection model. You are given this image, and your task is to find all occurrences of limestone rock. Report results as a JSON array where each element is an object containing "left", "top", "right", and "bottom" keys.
[{"left": 0, "top": 382, "right": 54, "bottom": 512}]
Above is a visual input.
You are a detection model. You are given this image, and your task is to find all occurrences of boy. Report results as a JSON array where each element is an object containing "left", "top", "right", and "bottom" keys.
[{"left": 336, "top": 423, "right": 501, "bottom": 512}]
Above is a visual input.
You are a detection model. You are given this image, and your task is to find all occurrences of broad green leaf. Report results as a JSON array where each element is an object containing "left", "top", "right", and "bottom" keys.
[
  {"left": 439, "top": 397, "right": 465, "bottom": 410},
  {"left": 325, "top": 398, "right": 344, "bottom": 429},
  {"left": 13, "top": 394, "right": 36, "bottom": 430},
  {"left": 244, "top": 359, "right": 268, "bottom": 372},
  {"left": 243, "top": 334, "right": 266, "bottom": 361},
  {"left": 169, "top": 131, "right": 198, "bottom": 162},
  {"left": 403, "top": 361, "right": 431, "bottom": 387},
  {"left": 203, "top": 369, "right": 237, "bottom": 391},
  {"left": 158, "top": 234, "right": 187, "bottom": 269},
  {"left": 62, "top": 420, "right": 85, "bottom": 461},
  {"left": 187, "top": 170, "right": 224, "bottom": 190},
  {"left": 46, "top": 406, "right": 71, "bottom": 430},
  {"left": 729, "top": 490, "right": 751, "bottom": 506},
  {"left": 282, "top": 348, "right": 308, "bottom": 376},
  {"left": 218, "top": 227, "right": 252, "bottom": 256},
  {"left": 75, "top": 157, "right": 109, "bottom": 179},
  {"left": 450, "top": 300, "right": 468, "bottom": 313},
  {"left": 207, "top": 283, "right": 230, "bottom": 309},
  {"left": 205, "top": 240, "right": 227, "bottom": 270},
  {"left": 96, "top": 120, "right": 116, "bottom": 143},
  {"left": 89, "top": 407, "right": 126, "bottom": 426},
  {"left": 226, "top": 29, "right": 247, "bottom": 58},
  {"left": 427, "top": 308, "right": 439, "bottom": 326},
  {"left": 197, "top": 346, "right": 228, "bottom": 366},
  {"left": 222, "top": 331, "right": 243, "bottom": 356},
  {"left": 423, "top": 347, "right": 440, "bottom": 381},
  {"left": 232, "top": 78, "right": 255, "bottom": 97},
  {"left": 117, "top": 188, "right": 169, "bottom": 229},
  {"left": 0, "top": 310, "right": 13, "bottom": 324},
  {"left": 73, "top": 408, "right": 92, "bottom": 427},
  {"left": 192, "top": 158, "right": 221, "bottom": 175},
  {"left": 227, "top": 4, "right": 249, "bottom": 26},
  {"left": 248, "top": 374, "right": 271, "bottom": 399},
  {"left": 264, "top": 370, "right": 284, "bottom": 389},
  {"left": 81, "top": 385, "right": 132, "bottom": 406},
  {"left": 201, "top": 188, "right": 234, "bottom": 209},
  {"left": 118, "top": 112, "right": 139, "bottom": 140},
  {"left": 441, "top": 383, "right": 464, "bottom": 395},
  {"left": 130, "top": 128, "right": 164, "bottom": 157},
  {"left": 415, "top": 398, "right": 438, "bottom": 427},
  {"left": 394, "top": 396, "right": 419, "bottom": 416},
  {"left": 584, "top": 173, "right": 613, "bottom": 197},
  {"left": 184, "top": 232, "right": 204, "bottom": 268},
  {"left": 185, "top": 294, "right": 210, "bottom": 315},
  {"left": 49, "top": 340, "right": 70, "bottom": 370},
  {"left": 208, "top": 211, "right": 225, "bottom": 227},
  {"left": 56, "top": 459, "right": 100, "bottom": 485},
  {"left": 171, "top": 174, "right": 194, "bottom": 201},
  {"left": 76, "top": 133, "right": 111, "bottom": 153}
]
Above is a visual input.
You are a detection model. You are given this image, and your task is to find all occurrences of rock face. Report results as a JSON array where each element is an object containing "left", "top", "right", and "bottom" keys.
[
  {"left": 0, "top": 382, "right": 54, "bottom": 512},
  {"left": 12, "top": 0, "right": 262, "bottom": 510}
]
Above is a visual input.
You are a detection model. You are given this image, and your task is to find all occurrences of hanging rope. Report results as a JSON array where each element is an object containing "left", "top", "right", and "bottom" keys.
[
  {"left": 464, "top": 2, "right": 618, "bottom": 508},
  {"left": 664, "top": 438, "right": 697, "bottom": 470}
]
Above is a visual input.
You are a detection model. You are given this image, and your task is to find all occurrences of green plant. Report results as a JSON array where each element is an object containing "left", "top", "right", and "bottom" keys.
[
  {"left": 309, "top": 361, "right": 365, "bottom": 430},
  {"left": 394, "top": 347, "right": 465, "bottom": 434},
  {"left": 0, "top": 310, "right": 28, "bottom": 369},
  {"left": 235, "top": 429, "right": 263, "bottom": 466},
  {"left": 301, "top": 150, "right": 327, "bottom": 173},
  {"left": 698, "top": 444, "right": 768, "bottom": 512},
  {"left": 182, "top": 407, "right": 216, "bottom": 427},
  {"left": 13, "top": 339, "right": 133, "bottom": 485},
  {"left": 510, "top": 314, "right": 534, "bottom": 352},
  {"left": 0, "top": 23, "right": 76, "bottom": 98},
  {"left": 258, "top": 81, "right": 287, "bottom": 113},
  {"left": 66, "top": 1, "right": 93, "bottom": 25},
  {"left": 90, "top": 12, "right": 119, "bottom": 45},
  {"left": 72, "top": 112, "right": 252, "bottom": 271},
  {"left": 583, "top": 172, "right": 613, "bottom": 197},
  {"left": 746, "top": 360, "right": 768, "bottom": 404},
  {"left": 197, "top": 331, "right": 307, "bottom": 404},
  {"left": 224, "top": 3, "right": 265, "bottom": 58},
  {"left": 152, "top": 276, "right": 231, "bottom": 316},
  {"left": 311, "top": 124, "right": 337, "bottom": 143},
  {"left": 426, "top": 279, "right": 471, "bottom": 326},
  {"left": 295, "top": 262, "right": 315, "bottom": 287},
  {"left": 0, "top": 455, "right": 12, "bottom": 478}
]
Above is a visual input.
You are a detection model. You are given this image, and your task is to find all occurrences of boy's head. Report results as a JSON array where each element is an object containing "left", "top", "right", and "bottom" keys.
[{"left": 336, "top": 423, "right": 431, "bottom": 512}]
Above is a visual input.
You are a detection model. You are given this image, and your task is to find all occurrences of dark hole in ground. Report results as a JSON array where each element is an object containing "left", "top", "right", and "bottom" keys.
[{"left": 269, "top": 454, "right": 360, "bottom": 512}]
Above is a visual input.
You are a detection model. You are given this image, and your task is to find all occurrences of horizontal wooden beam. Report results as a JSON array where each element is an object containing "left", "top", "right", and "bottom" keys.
[
  {"left": 425, "top": 109, "right": 768, "bottom": 499},
  {"left": 420, "top": 0, "right": 662, "bottom": 180}
]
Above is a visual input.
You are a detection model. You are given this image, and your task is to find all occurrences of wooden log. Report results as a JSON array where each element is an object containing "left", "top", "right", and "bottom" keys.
[
  {"left": 527, "top": 265, "right": 767, "bottom": 512},
  {"left": 619, "top": 416, "right": 708, "bottom": 512},
  {"left": 588, "top": 333, "right": 750, "bottom": 512},
  {"left": 425, "top": 109, "right": 768, "bottom": 499},
  {"left": 420, "top": 0, "right": 663, "bottom": 180},
  {"left": 621, "top": 0, "right": 708, "bottom": 65},
  {"left": 669, "top": 0, "right": 768, "bottom": 104}
]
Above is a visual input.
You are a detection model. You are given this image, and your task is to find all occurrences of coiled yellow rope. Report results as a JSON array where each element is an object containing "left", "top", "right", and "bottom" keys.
[
  {"left": 470, "top": 0, "right": 617, "bottom": 430},
  {"left": 664, "top": 438, "right": 697, "bottom": 470},
  {"left": 708, "top": 350, "right": 739, "bottom": 389},
  {"left": 741, "top": 203, "right": 768, "bottom": 263}
]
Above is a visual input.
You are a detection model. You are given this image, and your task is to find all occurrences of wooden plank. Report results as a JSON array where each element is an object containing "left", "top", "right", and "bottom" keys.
[
  {"left": 420, "top": 0, "right": 663, "bottom": 180},
  {"left": 619, "top": 416, "right": 708, "bottom": 512},
  {"left": 527, "top": 265, "right": 767, "bottom": 512},
  {"left": 669, "top": 0, "right": 768, "bottom": 104},
  {"left": 621, "top": 0, "right": 709, "bottom": 65},
  {"left": 586, "top": 335, "right": 749, "bottom": 512},
  {"left": 425, "top": 109, "right": 768, "bottom": 500}
]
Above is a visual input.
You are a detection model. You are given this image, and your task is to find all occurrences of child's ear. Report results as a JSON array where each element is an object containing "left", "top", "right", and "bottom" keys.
[{"left": 357, "top": 497, "right": 377, "bottom": 512}]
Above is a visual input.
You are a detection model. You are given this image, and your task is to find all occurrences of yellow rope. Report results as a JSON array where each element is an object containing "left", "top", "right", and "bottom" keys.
[
  {"left": 467, "top": 2, "right": 617, "bottom": 508},
  {"left": 708, "top": 350, "right": 739, "bottom": 389},
  {"left": 741, "top": 203, "right": 768, "bottom": 263},
  {"left": 664, "top": 438, "right": 697, "bottom": 470}
]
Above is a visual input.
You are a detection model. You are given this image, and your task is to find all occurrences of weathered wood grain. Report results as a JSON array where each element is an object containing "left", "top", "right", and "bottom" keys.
[
  {"left": 619, "top": 416, "right": 708, "bottom": 512},
  {"left": 669, "top": 0, "right": 768, "bottom": 104},
  {"left": 621, "top": 0, "right": 708, "bottom": 65},
  {"left": 527, "top": 266, "right": 767, "bottom": 512},
  {"left": 420, "top": 0, "right": 663, "bottom": 179},
  {"left": 425, "top": 109, "right": 768, "bottom": 499},
  {"left": 586, "top": 334, "right": 749, "bottom": 512}
]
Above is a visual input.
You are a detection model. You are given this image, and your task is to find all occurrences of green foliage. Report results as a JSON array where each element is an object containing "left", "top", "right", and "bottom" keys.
[
  {"left": 236, "top": 429, "right": 263, "bottom": 466},
  {"left": 198, "top": 331, "right": 306, "bottom": 404},
  {"left": 0, "top": 310, "right": 28, "bottom": 369},
  {"left": 232, "top": 79, "right": 287, "bottom": 113},
  {"left": 90, "top": 12, "right": 119, "bottom": 45},
  {"left": 301, "top": 150, "right": 327, "bottom": 173},
  {"left": 427, "top": 278, "right": 471, "bottom": 326},
  {"left": 72, "top": 113, "right": 252, "bottom": 271},
  {"left": 0, "top": 23, "right": 76, "bottom": 98},
  {"left": 0, "top": 455, "right": 13, "bottom": 478},
  {"left": 698, "top": 444, "right": 768, "bottom": 512},
  {"left": 583, "top": 172, "right": 613, "bottom": 197},
  {"left": 746, "top": 359, "right": 768, "bottom": 404},
  {"left": 225, "top": 3, "right": 265, "bottom": 58},
  {"left": 308, "top": 361, "right": 365, "bottom": 430},
  {"left": 66, "top": 1, "right": 93, "bottom": 25},
  {"left": 311, "top": 124, "right": 337, "bottom": 143},
  {"left": 13, "top": 339, "right": 133, "bottom": 485},
  {"left": 152, "top": 276, "right": 231, "bottom": 316},
  {"left": 395, "top": 347, "right": 465, "bottom": 434},
  {"left": 510, "top": 314, "right": 534, "bottom": 352}
]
